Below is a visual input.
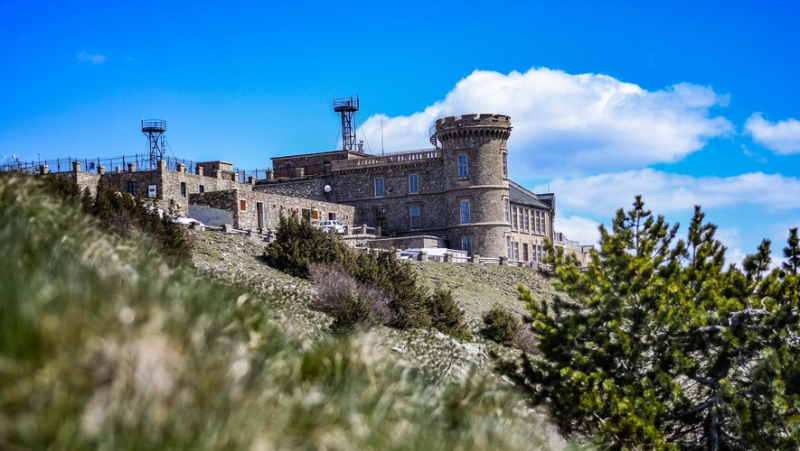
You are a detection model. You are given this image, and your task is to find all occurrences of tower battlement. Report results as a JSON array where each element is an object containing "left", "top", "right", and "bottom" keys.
[{"left": 435, "top": 114, "right": 511, "bottom": 132}]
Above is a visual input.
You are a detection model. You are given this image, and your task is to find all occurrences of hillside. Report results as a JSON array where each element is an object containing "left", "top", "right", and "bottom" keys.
[
  {"left": 188, "top": 230, "right": 561, "bottom": 370},
  {"left": 1, "top": 176, "right": 563, "bottom": 449}
]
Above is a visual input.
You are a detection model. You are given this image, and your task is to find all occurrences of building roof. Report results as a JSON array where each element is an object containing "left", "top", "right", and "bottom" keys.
[{"left": 509, "top": 180, "right": 553, "bottom": 210}]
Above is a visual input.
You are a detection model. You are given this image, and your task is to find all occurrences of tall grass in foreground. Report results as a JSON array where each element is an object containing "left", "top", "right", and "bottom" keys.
[{"left": 0, "top": 176, "right": 552, "bottom": 450}]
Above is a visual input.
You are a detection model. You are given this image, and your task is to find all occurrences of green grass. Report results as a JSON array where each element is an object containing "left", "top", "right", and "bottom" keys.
[{"left": 0, "top": 176, "right": 554, "bottom": 450}]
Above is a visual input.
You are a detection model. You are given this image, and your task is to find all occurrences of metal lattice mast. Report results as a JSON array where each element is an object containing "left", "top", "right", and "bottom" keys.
[
  {"left": 333, "top": 96, "right": 360, "bottom": 152},
  {"left": 141, "top": 119, "right": 167, "bottom": 168}
]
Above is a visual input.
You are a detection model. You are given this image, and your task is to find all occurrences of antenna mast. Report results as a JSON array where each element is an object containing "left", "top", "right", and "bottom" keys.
[
  {"left": 333, "top": 96, "right": 360, "bottom": 152},
  {"left": 141, "top": 119, "right": 167, "bottom": 168}
]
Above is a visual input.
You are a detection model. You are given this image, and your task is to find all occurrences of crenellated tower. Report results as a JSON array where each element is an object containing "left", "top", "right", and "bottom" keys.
[{"left": 435, "top": 114, "right": 512, "bottom": 259}]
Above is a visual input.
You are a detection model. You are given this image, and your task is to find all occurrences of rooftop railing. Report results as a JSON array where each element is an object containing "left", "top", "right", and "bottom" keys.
[{"left": 331, "top": 148, "right": 440, "bottom": 170}]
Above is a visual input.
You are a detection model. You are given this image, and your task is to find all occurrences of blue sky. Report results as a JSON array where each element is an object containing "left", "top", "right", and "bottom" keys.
[{"left": 2, "top": 1, "right": 799, "bottom": 263}]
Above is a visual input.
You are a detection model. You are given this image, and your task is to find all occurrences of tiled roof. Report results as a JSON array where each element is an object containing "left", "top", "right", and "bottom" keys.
[{"left": 508, "top": 180, "right": 552, "bottom": 210}]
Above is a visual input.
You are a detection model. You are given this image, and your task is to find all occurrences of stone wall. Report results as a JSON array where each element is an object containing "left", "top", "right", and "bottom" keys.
[
  {"left": 255, "top": 176, "right": 330, "bottom": 201},
  {"left": 98, "top": 162, "right": 251, "bottom": 215},
  {"left": 189, "top": 188, "right": 355, "bottom": 232}
]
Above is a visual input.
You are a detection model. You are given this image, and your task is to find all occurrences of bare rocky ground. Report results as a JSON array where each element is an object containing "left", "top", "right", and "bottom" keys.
[{"left": 187, "top": 229, "right": 560, "bottom": 381}]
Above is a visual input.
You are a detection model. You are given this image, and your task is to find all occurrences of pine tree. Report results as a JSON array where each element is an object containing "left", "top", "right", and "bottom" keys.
[{"left": 507, "top": 196, "right": 800, "bottom": 449}]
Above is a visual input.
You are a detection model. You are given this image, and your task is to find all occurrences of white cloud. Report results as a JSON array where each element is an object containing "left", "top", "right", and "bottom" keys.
[
  {"left": 77, "top": 50, "right": 107, "bottom": 65},
  {"left": 359, "top": 68, "right": 733, "bottom": 177},
  {"left": 744, "top": 113, "right": 800, "bottom": 155},
  {"left": 556, "top": 215, "right": 601, "bottom": 246},
  {"left": 536, "top": 169, "right": 800, "bottom": 217}
]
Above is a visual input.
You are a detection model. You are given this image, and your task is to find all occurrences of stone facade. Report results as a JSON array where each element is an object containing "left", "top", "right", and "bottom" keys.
[
  {"left": 188, "top": 188, "right": 355, "bottom": 232},
  {"left": 255, "top": 114, "right": 561, "bottom": 260},
  {"left": 39, "top": 112, "right": 587, "bottom": 264}
]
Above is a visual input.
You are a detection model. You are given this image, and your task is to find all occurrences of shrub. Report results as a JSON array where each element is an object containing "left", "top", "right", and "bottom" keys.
[
  {"left": 349, "top": 250, "right": 432, "bottom": 330},
  {"left": 308, "top": 262, "right": 377, "bottom": 332},
  {"left": 38, "top": 176, "right": 192, "bottom": 260},
  {"left": 427, "top": 287, "right": 471, "bottom": 341},
  {"left": 481, "top": 307, "right": 523, "bottom": 346},
  {"left": 263, "top": 213, "right": 347, "bottom": 278},
  {"left": 267, "top": 218, "right": 470, "bottom": 336}
]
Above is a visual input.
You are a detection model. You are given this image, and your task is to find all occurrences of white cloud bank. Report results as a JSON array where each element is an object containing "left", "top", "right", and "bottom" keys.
[
  {"left": 359, "top": 68, "right": 733, "bottom": 177},
  {"left": 744, "top": 113, "right": 800, "bottom": 155},
  {"left": 77, "top": 50, "right": 107, "bottom": 65},
  {"left": 556, "top": 215, "right": 601, "bottom": 246},
  {"left": 537, "top": 169, "right": 800, "bottom": 217}
]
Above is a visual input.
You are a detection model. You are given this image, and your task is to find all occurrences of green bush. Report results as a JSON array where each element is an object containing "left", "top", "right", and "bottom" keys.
[
  {"left": 481, "top": 307, "right": 523, "bottom": 346},
  {"left": 427, "top": 287, "right": 472, "bottom": 341},
  {"left": 39, "top": 175, "right": 192, "bottom": 260},
  {"left": 263, "top": 213, "right": 348, "bottom": 278},
  {"left": 350, "top": 250, "right": 432, "bottom": 330},
  {"left": 266, "top": 216, "right": 471, "bottom": 336}
]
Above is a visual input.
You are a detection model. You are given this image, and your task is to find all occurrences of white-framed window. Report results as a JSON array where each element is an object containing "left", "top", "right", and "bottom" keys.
[
  {"left": 504, "top": 198, "right": 510, "bottom": 223},
  {"left": 524, "top": 209, "right": 529, "bottom": 232},
  {"left": 535, "top": 211, "right": 541, "bottom": 234},
  {"left": 513, "top": 242, "right": 519, "bottom": 260},
  {"left": 460, "top": 200, "right": 471, "bottom": 224},
  {"left": 408, "top": 173, "right": 419, "bottom": 194},
  {"left": 409, "top": 204, "right": 421, "bottom": 229},
  {"left": 457, "top": 154, "right": 469, "bottom": 178},
  {"left": 512, "top": 206, "right": 518, "bottom": 230},
  {"left": 502, "top": 152, "right": 508, "bottom": 178},
  {"left": 506, "top": 235, "right": 512, "bottom": 259},
  {"left": 462, "top": 236, "right": 472, "bottom": 256},
  {"left": 374, "top": 177, "right": 385, "bottom": 197},
  {"left": 542, "top": 213, "right": 548, "bottom": 235}
]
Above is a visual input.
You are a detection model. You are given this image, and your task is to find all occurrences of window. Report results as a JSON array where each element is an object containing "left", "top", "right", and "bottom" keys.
[
  {"left": 459, "top": 200, "right": 470, "bottom": 224},
  {"left": 461, "top": 236, "right": 472, "bottom": 256},
  {"left": 537, "top": 245, "right": 543, "bottom": 262},
  {"left": 409, "top": 205, "right": 421, "bottom": 229},
  {"left": 523, "top": 243, "right": 529, "bottom": 261},
  {"left": 512, "top": 206, "right": 518, "bottom": 230},
  {"left": 180, "top": 182, "right": 187, "bottom": 197},
  {"left": 513, "top": 242, "right": 519, "bottom": 261},
  {"left": 374, "top": 177, "right": 385, "bottom": 197},
  {"left": 127, "top": 181, "right": 138, "bottom": 196},
  {"left": 506, "top": 235, "right": 512, "bottom": 259},
  {"left": 524, "top": 209, "right": 529, "bottom": 232},
  {"left": 240, "top": 199, "right": 247, "bottom": 211},
  {"left": 457, "top": 154, "right": 469, "bottom": 178},
  {"left": 199, "top": 184, "right": 204, "bottom": 193},
  {"left": 408, "top": 174, "right": 419, "bottom": 194},
  {"left": 535, "top": 211, "right": 541, "bottom": 234},
  {"left": 502, "top": 152, "right": 508, "bottom": 178},
  {"left": 504, "top": 198, "right": 510, "bottom": 223},
  {"left": 328, "top": 212, "right": 337, "bottom": 220},
  {"left": 542, "top": 213, "right": 548, "bottom": 235}
]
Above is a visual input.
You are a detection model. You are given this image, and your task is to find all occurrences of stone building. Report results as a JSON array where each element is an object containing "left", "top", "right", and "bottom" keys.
[
  {"left": 41, "top": 158, "right": 355, "bottom": 233},
  {"left": 255, "top": 113, "right": 563, "bottom": 263},
  {"left": 25, "top": 111, "right": 588, "bottom": 265}
]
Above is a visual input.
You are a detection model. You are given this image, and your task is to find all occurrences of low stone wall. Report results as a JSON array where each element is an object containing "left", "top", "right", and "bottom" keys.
[{"left": 367, "top": 235, "right": 447, "bottom": 250}]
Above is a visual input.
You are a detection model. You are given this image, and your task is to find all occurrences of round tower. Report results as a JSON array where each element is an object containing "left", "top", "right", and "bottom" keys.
[{"left": 435, "top": 114, "right": 512, "bottom": 259}]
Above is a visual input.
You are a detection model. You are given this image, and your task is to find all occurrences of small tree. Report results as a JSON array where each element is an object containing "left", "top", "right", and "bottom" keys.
[
  {"left": 428, "top": 287, "right": 471, "bottom": 341},
  {"left": 264, "top": 213, "right": 347, "bottom": 278},
  {"left": 481, "top": 307, "right": 522, "bottom": 346}
]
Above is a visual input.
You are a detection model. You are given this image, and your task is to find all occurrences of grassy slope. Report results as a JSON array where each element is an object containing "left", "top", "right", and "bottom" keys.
[{"left": 0, "top": 177, "right": 558, "bottom": 450}]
